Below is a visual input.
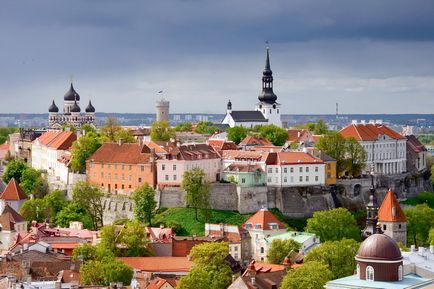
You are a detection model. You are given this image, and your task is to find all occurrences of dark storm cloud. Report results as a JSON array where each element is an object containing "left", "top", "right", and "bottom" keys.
[{"left": 0, "top": 0, "right": 433, "bottom": 113}]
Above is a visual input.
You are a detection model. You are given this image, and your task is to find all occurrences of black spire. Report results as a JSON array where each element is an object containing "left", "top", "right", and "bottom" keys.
[
  {"left": 85, "top": 100, "right": 95, "bottom": 113},
  {"left": 64, "top": 82, "right": 80, "bottom": 101},
  {"left": 48, "top": 100, "right": 59, "bottom": 113},
  {"left": 258, "top": 46, "right": 277, "bottom": 104},
  {"left": 362, "top": 172, "right": 379, "bottom": 239},
  {"left": 227, "top": 100, "right": 232, "bottom": 111},
  {"left": 71, "top": 100, "right": 81, "bottom": 113}
]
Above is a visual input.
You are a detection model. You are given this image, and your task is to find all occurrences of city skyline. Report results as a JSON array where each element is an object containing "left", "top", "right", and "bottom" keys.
[{"left": 1, "top": 0, "right": 434, "bottom": 114}]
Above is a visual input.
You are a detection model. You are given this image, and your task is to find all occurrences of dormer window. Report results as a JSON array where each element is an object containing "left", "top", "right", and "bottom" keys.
[
  {"left": 254, "top": 224, "right": 261, "bottom": 229},
  {"left": 245, "top": 224, "right": 252, "bottom": 229},
  {"left": 268, "top": 223, "right": 279, "bottom": 230}
]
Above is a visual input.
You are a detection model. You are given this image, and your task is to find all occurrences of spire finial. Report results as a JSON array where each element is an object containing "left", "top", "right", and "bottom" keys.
[{"left": 265, "top": 41, "right": 271, "bottom": 71}]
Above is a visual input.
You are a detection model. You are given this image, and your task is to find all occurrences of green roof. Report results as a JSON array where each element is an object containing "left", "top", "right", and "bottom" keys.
[{"left": 265, "top": 231, "right": 316, "bottom": 244}]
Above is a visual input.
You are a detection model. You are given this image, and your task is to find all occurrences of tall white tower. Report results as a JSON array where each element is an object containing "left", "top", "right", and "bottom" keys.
[{"left": 156, "top": 98, "right": 170, "bottom": 122}]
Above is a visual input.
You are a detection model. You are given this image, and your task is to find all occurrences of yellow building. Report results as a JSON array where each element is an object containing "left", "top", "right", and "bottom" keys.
[{"left": 306, "top": 149, "right": 337, "bottom": 185}]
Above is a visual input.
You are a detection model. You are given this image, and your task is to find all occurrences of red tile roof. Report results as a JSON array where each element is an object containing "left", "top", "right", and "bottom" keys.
[
  {"left": 117, "top": 257, "right": 193, "bottom": 272},
  {"left": 147, "top": 277, "right": 178, "bottom": 289},
  {"left": 378, "top": 190, "right": 407, "bottom": 223},
  {"left": 88, "top": 143, "right": 151, "bottom": 164},
  {"left": 143, "top": 141, "right": 168, "bottom": 154},
  {"left": 239, "top": 136, "right": 273, "bottom": 147},
  {"left": 0, "top": 178, "right": 27, "bottom": 201},
  {"left": 35, "top": 131, "right": 77, "bottom": 150},
  {"left": 165, "top": 144, "right": 219, "bottom": 161},
  {"left": 406, "top": 135, "right": 427, "bottom": 153},
  {"left": 268, "top": 152, "right": 323, "bottom": 165},
  {"left": 244, "top": 209, "right": 286, "bottom": 230},
  {"left": 287, "top": 129, "right": 312, "bottom": 143},
  {"left": 0, "top": 204, "right": 26, "bottom": 231},
  {"left": 207, "top": 139, "right": 238, "bottom": 152},
  {"left": 222, "top": 150, "right": 270, "bottom": 162},
  {"left": 339, "top": 123, "right": 405, "bottom": 141}
]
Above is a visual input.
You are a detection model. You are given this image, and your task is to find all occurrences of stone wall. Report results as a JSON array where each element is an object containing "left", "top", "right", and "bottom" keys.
[{"left": 102, "top": 196, "right": 134, "bottom": 225}]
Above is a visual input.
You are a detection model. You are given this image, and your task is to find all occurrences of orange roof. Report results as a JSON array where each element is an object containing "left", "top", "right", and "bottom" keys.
[
  {"left": 0, "top": 178, "right": 27, "bottom": 201},
  {"left": 244, "top": 209, "right": 286, "bottom": 230},
  {"left": 339, "top": 123, "right": 405, "bottom": 141},
  {"left": 147, "top": 277, "right": 179, "bottom": 289},
  {"left": 270, "top": 152, "right": 323, "bottom": 165},
  {"left": 117, "top": 257, "right": 193, "bottom": 272},
  {"left": 35, "top": 131, "right": 77, "bottom": 150},
  {"left": 143, "top": 141, "right": 168, "bottom": 154},
  {"left": 239, "top": 136, "right": 273, "bottom": 147},
  {"left": 378, "top": 190, "right": 407, "bottom": 223},
  {"left": 89, "top": 143, "right": 151, "bottom": 164},
  {"left": 50, "top": 243, "right": 80, "bottom": 249},
  {"left": 222, "top": 150, "right": 270, "bottom": 162}
]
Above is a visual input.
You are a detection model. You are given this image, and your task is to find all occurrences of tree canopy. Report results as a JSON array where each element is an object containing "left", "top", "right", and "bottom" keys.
[
  {"left": 132, "top": 183, "right": 157, "bottom": 225},
  {"left": 182, "top": 167, "right": 210, "bottom": 221},
  {"left": 117, "top": 220, "right": 151, "bottom": 257},
  {"left": 280, "top": 261, "right": 333, "bottom": 289},
  {"left": 175, "top": 122, "right": 193, "bottom": 132},
  {"left": 2, "top": 159, "right": 27, "bottom": 183},
  {"left": 306, "top": 208, "right": 361, "bottom": 242},
  {"left": 227, "top": 126, "right": 248, "bottom": 144},
  {"left": 72, "top": 181, "right": 104, "bottom": 230},
  {"left": 256, "top": 124, "right": 288, "bottom": 146},
  {"left": 20, "top": 167, "right": 48, "bottom": 197},
  {"left": 305, "top": 239, "right": 359, "bottom": 279},
  {"left": 178, "top": 242, "right": 232, "bottom": 289},
  {"left": 70, "top": 131, "right": 102, "bottom": 173},
  {"left": 405, "top": 204, "right": 434, "bottom": 247},
  {"left": 195, "top": 121, "right": 219, "bottom": 135},
  {"left": 150, "top": 121, "right": 175, "bottom": 141},
  {"left": 266, "top": 238, "right": 301, "bottom": 264}
]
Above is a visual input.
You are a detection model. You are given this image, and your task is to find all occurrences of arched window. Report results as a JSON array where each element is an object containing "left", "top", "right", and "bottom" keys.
[
  {"left": 398, "top": 265, "right": 403, "bottom": 281},
  {"left": 356, "top": 264, "right": 360, "bottom": 278},
  {"left": 366, "top": 266, "right": 374, "bottom": 281}
]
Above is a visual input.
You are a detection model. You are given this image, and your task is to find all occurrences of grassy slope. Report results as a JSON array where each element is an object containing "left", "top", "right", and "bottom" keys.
[
  {"left": 153, "top": 208, "right": 251, "bottom": 236},
  {"left": 400, "top": 192, "right": 434, "bottom": 208}
]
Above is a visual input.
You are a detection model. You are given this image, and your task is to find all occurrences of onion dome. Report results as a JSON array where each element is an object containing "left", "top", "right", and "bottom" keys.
[
  {"left": 71, "top": 100, "right": 81, "bottom": 113},
  {"left": 85, "top": 100, "right": 95, "bottom": 113},
  {"left": 356, "top": 233, "right": 402, "bottom": 261},
  {"left": 64, "top": 83, "right": 80, "bottom": 101},
  {"left": 48, "top": 100, "right": 59, "bottom": 113}
]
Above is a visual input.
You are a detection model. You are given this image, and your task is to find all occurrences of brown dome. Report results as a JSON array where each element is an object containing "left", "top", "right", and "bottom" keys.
[{"left": 357, "top": 233, "right": 402, "bottom": 261}]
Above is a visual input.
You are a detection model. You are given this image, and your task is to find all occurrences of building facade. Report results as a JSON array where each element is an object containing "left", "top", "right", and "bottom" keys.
[
  {"left": 406, "top": 135, "right": 427, "bottom": 173},
  {"left": 156, "top": 98, "right": 170, "bottom": 122},
  {"left": 222, "top": 47, "right": 282, "bottom": 128},
  {"left": 87, "top": 142, "right": 158, "bottom": 194},
  {"left": 48, "top": 83, "right": 96, "bottom": 130},
  {"left": 340, "top": 121, "right": 407, "bottom": 175}
]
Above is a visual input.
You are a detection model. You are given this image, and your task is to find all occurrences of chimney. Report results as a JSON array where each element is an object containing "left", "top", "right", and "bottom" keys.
[{"left": 118, "top": 138, "right": 124, "bottom": 146}]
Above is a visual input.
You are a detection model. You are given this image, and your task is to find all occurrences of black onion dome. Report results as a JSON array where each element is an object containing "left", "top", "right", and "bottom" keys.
[
  {"left": 64, "top": 83, "right": 80, "bottom": 101},
  {"left": 71, "top": 100, "right": 81, "bottom": 113},
  {"left": 85, "top": 100, "right": 95, "bottom": 113},
  {"left": 48, "top": 100, "right": 59, "bottom": 113}
]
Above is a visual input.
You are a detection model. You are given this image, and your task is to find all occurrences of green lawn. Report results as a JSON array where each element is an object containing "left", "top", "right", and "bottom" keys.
[
  {"left": 400, "top": 192, "right": 434, "bottom": 208},
  {"left": 152, "top": 208, "right": 251, "bottom": 236}
]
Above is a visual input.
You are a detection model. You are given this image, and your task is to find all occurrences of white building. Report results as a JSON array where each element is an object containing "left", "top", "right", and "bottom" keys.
[
  {"left": 402, "top": 246, "right": 434, "bottom": 278},
  {"left": 243, "top": 208, "right": 287, "bottom": 262},
  {"left": 222, "top": 47, "right": 282, "bottom": 128},
  {"left": 265, "top": 231, "right": 320, "bottom": 254},
  {"left": 266, "top": 152, "right": 325, "bottom": 187},
  {"left": 340, "top": 121, "right": 407, "bottom": 175},
  {"left": 32, "top": 131, "right": 76, "bottom": 175}
]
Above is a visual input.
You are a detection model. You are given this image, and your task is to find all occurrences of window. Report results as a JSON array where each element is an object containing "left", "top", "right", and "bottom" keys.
[
  {"left": 284, "top": 177, "right": 287, "bottom": 183},
  {"left": 275, "top": 168, "right": 278, "bottom": 173},
  {"left": 306, "top": 176, "right": 309, "bottom": 182},
  {"left": 267, "top": 177, "right": 271, "bottom": 182},
  {"left": 260, "top": 247, "right": 264, "bottom": 253},
  {"left": 101, "top": 163, "right": 104, "bottom": 168},
  {"left": 122, "top": 174, "right": 125, "bottom": 180},
  {"left": 162, "top": 164, "right": 166, "bottom": 171},
  {"left": 290, "top": 176, "right": 294, "bottom": 183},
  {"left": 383, "top": 224, "right": 387, "bottom": 231},
  {"left": 398, "top": 224, "right": 402, "bottom": 229},
  {"left": 299, "top": 167, "right": 303, "bottom": 172},
  {"left": 398, "top": 265, "right": 403, "bottom": 281},
  {"left": 299, "top": 176, "right": 303, "bottom": 182},
  {"left": 241, "top": 178, "right": 246, "bottom": 184},
  {"left": 128, "top": 175, "right": 132, "bottom": 181},
  {"left": 141, "top": 165, "right": 144, "bottom": 171},
  {"left": 138, "top": 177, "right": 142, "bottom": 183},
  {"left": 290, "top": 168, "right": 294, "bottom": 173},
  {"left": 234, "top": 246, "right": 238, "bottom": 251},
  {"left": 254, "top": 224, "right": 261, "bottom": 229},
  {"left": 284, "top": 168, "right": 287, "bottom": 173},
  {"left": 306, "top": 167, "right": 309, "bottom": 172},
  {"left": 129, "top": 165, "right": 132, "bottom": 170},
  {"left": 173, "top": 164, "right": 177, "bottom": 170},
  {"left": 165, "top": 175, "right": 169, "bottom": 181},
  {"left": 366, "top": 266, "right": 374, "bottom": 281},
  {"left": 114, "top": 173, "right": 118, "bottom": 180},
  {"left": 268, "top": 168, "right": 272, "bottom": 173},
  {"left": 315, "top": 166, "right": 319, "bottom": 172},
  {"left": 315, "top": 176, "right": 318, "bottom": 181},
  {"left": 101, "top": 172, "right": 104, "bottom": 178},
  {"left": 173, "top": 175, "right": 177, "bottom": 181}
]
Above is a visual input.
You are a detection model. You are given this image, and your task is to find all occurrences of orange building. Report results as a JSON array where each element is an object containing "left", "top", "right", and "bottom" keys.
[{"left": 86, "top": 142, "right": 158, "bottom": 195}]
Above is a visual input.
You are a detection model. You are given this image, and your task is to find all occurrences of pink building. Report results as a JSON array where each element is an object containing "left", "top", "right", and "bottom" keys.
[{"left": 156, "top": 144, "right": 221, "bottom": 187}]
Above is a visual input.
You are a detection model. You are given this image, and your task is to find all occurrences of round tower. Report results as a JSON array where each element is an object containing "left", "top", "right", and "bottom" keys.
[{"left": 156, "top": 98, "right": 170, "bottom": 122}]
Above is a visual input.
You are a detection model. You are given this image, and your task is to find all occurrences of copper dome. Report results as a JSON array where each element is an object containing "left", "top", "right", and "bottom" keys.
[{"left": 356, "top": 233, "right": 402, "bottom": 261}]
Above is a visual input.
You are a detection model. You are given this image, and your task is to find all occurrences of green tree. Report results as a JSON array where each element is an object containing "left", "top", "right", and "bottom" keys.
[
  {"left": 114, "top": 128, "right": 136, "bottom": 143},
  {"left": 72, "top": 181, "right": 104, "bottom": 230},
  {"left": 429, "top": 228, "right": 434, "bottom": 245},
  {"left": 73, "top": 243, "right": 115, "bottom": 262},
  {"left": 344, "top": 137, "right": 367, "bottom": 177},
  {"left": 182, "top": 167, "right": 210, "bottom": 221},
  {"left": 99, "top": 224, "right": 119, "bottom": 254},
  {"left": 313, "top": 119, "right": 328, "bottom": 135},
  {"left": 19, "top": 198, "right": 48, "bottom": 222},
  {"left": 227, "top": 126, "right": 248, "bottom": 144},
  {"left": 306, "top": 208, "right": 360, "bottom": 242},
  {"left": 257, "top": 124, "right": 288, "bottom": 146},
  {"left": 132, "top": 183, "right": 157, "bottom": 225},
  {"left": 80, "top": 259, "right": 133, "bottom": 286},
  {"left": 2, "top": 159, "right": 27, "bottom": 183},
  {"left": 405, "top": 204, "right": 434, "bottom": 247},
  {"left": 195, "top": 121, "right": 219, "bottom": 135},
  {"left": 178, "top": 242, "right": 232, "bottom": 289},
  {"left": 100, "top": 117, "right": 122, "bottom": 142},
  {"left": 55, "top": 202, "right": 93, "bottom": 229},
  {"left": 175, "top": 122, "right": 193, "bottom": 132},
  {"left": 62, "top": 124, "right": 77, "bottom": 133},
  {"left": 150, "top": 121, "right": 175, "bottom": 141},
  {"left": 0, "top": 127, "right": 17, "bottom": 144},
  {"left": 305, "top": 239, "right": 359, "bottom": 279},
  {"left": 43, "top": 189, "right": 68, "bottom": 220},
  {"left": 81, "top": 124, "right": 97, "bottom": 134},
  {"left": 280, "top": 261, "right": 333, "bottom": 289},
  {"left": 316, "top": 132, "right": 347, "bottom": 176},
  {"left": 118, "top": 220, "right": 151, "bottom": 257},
  {"left": 266, "top": 239, "right": 301, "bottom": 264},
  {"left": 20, "top": 167, "right": 48, "bottom": 197},
  {"left": 70, "top": 132, "right": 102, "bottom": 173}
]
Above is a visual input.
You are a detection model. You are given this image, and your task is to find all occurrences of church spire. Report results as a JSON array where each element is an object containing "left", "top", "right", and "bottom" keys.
[
  {"left": 362, "top": 170, "right": 379, "bottom": 239},
  {"left": 258, "top": 45, "right": 277, "bottom": 104}
]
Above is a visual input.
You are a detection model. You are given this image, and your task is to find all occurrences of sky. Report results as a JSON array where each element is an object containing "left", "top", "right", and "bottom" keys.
[{"left": 1, "top": 0, "right": 434, "bottom": 114}]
